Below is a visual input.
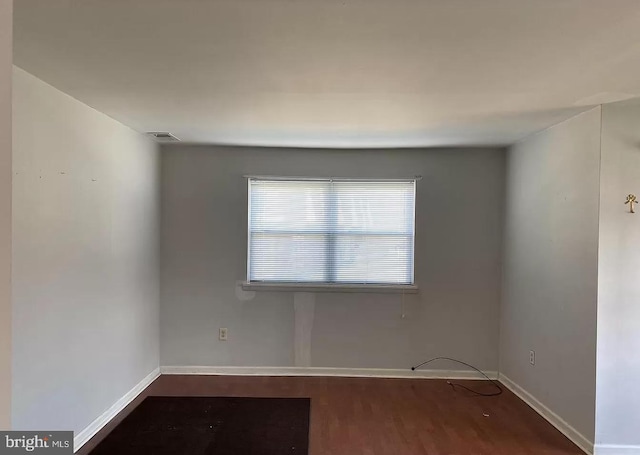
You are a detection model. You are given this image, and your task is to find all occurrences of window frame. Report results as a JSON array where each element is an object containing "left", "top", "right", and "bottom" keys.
[{"left": 244, "top": 177, "right": 418, "bottom": 293}]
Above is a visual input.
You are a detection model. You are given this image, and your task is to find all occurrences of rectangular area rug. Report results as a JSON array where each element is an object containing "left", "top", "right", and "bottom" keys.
[{"left": 89, "top": 397, "right": 310, "bottom": 455}]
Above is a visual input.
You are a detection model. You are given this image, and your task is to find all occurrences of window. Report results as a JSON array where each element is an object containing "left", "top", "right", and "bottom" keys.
[{"left": 247, "top": 178, "right": 415, "bottom": 286}]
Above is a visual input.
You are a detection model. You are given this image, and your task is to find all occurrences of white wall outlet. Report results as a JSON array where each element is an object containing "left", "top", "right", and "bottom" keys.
[
  {"left": 219, "top": 328, "right": 228, "bottom": 341},
  {"left": 529, "top": 350, "right": 535, "bottom": 365}
]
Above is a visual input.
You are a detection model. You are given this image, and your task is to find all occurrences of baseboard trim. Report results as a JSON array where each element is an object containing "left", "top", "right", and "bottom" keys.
[
  {"left": 594, "top": 445, "right": 640, "bottom": 455},
  {"left": 499, "top": 374, "right": 593, "bottom": 455},
  {"left": 159, "top": 365, "right": 498, "bottom": 380},
  {"left": 74, "top": 367, "right": 160, "bottom": 452}
]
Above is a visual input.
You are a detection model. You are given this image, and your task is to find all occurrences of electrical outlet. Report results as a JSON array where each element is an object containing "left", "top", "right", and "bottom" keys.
[
  {"left": 219, "top": 328, "right": 228, "bottom": 341},
  {"left": 529, "top": 350, "right": 535, "bottom": 365}
]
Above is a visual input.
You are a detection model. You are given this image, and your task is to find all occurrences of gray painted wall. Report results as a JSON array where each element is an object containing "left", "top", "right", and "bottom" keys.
[
  {"left": 11, "top": 68, "right": 160, "bottom": 434},
  {"left": 160, "top": 145, "right": 505, "bottom": 371},
  {"left": 596, "top": 99, "right": 640, "bottom": 449},
  {"left": 500, "top": 108, "right": 601, "bottom": 443},
  {"left": 0, "top": 0, "right": 12, "bottom": 430}
]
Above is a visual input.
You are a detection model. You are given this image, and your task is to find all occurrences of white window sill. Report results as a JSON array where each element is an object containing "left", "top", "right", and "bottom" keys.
[{"left": 241, "top": 282, "right": 419, "bottom": 294}]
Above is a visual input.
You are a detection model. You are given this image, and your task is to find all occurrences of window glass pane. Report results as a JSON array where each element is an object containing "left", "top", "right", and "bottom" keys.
[
  {"left": 332, "top": 234, "right": 413, "bottom": 284},
  {"left": 249, "top": 233, "right": 328, "bottom": 282},
  {"left": 250, "top": 180, "right": 329, "bottom": 233},
  {"left": 333, "top": 182, "right": 414, "bottom": 235}
]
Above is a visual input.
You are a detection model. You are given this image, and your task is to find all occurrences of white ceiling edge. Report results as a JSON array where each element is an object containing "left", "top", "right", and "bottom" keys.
[
  {"left": 13, "top": 64, "right": 594, "bottom": 150},
  {"left": 147, "top": 107, "right": 594, "bottom": 149}
]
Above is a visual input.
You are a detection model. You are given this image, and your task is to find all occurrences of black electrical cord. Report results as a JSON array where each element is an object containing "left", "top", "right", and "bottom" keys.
[{"left": 411, "top": 356, "right": 503, "bottom": 397}]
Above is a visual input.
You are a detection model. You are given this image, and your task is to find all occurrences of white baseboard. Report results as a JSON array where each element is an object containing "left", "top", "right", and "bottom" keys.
[
  {"left": 595, "top": 445, "right": 640, "bottom": 455},
  {"left": 160, "top": 365, "right": 498, "bottom": 380},
  {"left": 74, "top": 367, "right": 160, "bottom": 452},
  {"left": 499, "top": 374, "right": 593, "bottom": 455}
]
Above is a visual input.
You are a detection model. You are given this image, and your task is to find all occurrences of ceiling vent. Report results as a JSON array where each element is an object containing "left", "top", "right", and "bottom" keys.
[{"left": 146, "top": 132, "right": 180, "bottom": 142}]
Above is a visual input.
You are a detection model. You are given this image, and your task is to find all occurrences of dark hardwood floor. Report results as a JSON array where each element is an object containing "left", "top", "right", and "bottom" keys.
[{"left": 78, "top": 375, "right": 584, "bottom": 455}]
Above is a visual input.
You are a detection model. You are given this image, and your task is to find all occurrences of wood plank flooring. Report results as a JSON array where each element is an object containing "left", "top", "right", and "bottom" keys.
[{"left": 78, "top": 375, "right": 584, "bottom": 455}]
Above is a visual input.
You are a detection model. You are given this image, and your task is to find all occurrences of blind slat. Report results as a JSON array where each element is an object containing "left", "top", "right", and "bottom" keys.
[{"left": 248, "top": 179, "right": 415, "bottom": 285}]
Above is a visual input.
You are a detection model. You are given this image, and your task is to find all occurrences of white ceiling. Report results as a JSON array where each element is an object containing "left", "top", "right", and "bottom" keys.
[{"left": 13, "top": 0, "right": 640, "bottom": 147}]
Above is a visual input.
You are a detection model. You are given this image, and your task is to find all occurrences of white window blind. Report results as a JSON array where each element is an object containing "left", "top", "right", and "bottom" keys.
[{"left": 247, "top": 178, "right": 415, "bottom": 285}]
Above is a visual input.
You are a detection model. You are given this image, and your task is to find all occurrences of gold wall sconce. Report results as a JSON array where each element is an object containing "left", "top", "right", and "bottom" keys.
[{"left": 625, "top": 194, "right": 637, "bottom": 213}]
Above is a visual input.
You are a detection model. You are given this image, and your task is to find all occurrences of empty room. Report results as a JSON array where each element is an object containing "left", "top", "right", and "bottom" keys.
[{"left": 1, "top": 0, "right": 639, "bottom": 454}]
